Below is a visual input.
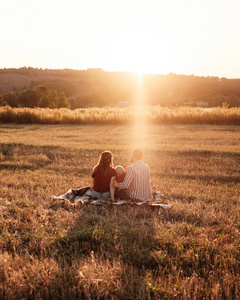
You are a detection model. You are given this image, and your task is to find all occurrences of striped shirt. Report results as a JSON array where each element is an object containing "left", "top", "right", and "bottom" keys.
[{"left": 117, "top": 160, "right": 152, "bottom": 202}]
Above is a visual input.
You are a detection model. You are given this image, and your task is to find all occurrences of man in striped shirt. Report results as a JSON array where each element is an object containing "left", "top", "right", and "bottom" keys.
[{"left": 116, "top": 149, "right": 152, "bottom": 202}]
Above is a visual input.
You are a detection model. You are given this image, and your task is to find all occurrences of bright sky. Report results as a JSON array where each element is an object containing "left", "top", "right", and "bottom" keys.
[{"left": 1, "top": 0, "right": 240, "bottom": 78}]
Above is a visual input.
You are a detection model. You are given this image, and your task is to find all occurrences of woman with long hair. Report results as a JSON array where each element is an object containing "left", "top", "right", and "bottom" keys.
[{"left": 91, "top": 151, "right": 116, "bottom": 200}]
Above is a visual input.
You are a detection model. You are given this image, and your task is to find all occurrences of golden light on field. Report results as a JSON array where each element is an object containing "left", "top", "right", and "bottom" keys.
[
  {"left": 134, "top": 73, "right": 145, "bottom": 106},
  {"left": 130, "top": 72, "right": 148, "bottom": 146},
  {"left": 130, "top": 122, "right": 149, "bottom": 151},
  {"left": 130, "top": 106, "right": 149, "bottom": 150},
  {"left": 104, "top": 26, "right": 172, "bottom": 74}
]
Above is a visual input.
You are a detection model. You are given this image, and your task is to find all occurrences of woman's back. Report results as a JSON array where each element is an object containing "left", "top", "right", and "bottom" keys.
[{"left": 92, "top": 166, "right": 116, "bottom": 192}]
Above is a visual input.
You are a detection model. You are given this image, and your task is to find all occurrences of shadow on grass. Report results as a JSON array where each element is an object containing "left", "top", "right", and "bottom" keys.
[
  {"left": 46, "top": 204, "right": 162, "bottom": 298},
  {"left": 0, "top": 143, "right": 100, "bottom": 173},
  {"left": 54, "top": 205, "right": 159, "bottom": 268},
  {"left": 0, "top": 163, "right": 37, "bottom": 171},
  {"left": 47, "top": 203, "right": 234, "bottom": 298}
]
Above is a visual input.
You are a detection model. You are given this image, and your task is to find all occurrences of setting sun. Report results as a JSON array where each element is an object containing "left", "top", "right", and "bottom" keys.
[
  {"left": 1, "top": 1, "right": 240, "bottom": 78},
  {"left": 104, "top": 26, "right": 172, "bottom": 74}
]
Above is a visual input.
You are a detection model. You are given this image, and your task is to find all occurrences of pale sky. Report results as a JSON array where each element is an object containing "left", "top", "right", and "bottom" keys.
[{"left": 1, "top": 0, "right": 240, "bottom": 78}]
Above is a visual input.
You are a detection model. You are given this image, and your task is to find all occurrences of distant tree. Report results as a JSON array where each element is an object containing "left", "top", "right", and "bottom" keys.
[
  {"left": 57, "top": 92, "right": 70, "bottom": 108},
  {"left": 38, "top": 95, "right": 53, "bottom": 108},
  {"left": 33, "top": 85, "right": 49, "bottom": 96},
  {"left": 33, "top": 85, "right": 55, "bottom": 108},
  {"left": 37, "top": 89, "right": 56, "bottom": 108},
  {"left": 37, "top": 88, "right": 70, "bottom": 108},
  {"left": 48, "top": 89, "right": 58, "bottom": 108},
  {"left": 18, "top": 89, "right": 39, "bottom": 107},
  {"left": 0, "top": 91, "right": 18, "bottom": 107}
]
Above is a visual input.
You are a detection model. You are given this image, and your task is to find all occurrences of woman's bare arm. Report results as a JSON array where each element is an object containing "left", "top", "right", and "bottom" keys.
[{"left": 110, "top": 176, "right": 116, "bottom": 201}]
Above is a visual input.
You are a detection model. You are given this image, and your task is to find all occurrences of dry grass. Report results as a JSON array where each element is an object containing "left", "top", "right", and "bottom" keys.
[
  {"left": 0, "top": 105, "right": 240, "bottom": 125},
  {"left": 0, "top": 124, "right": 240, "bottom": 299}
]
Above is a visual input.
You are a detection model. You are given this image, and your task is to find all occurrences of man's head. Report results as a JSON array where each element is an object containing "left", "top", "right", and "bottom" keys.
[{"left": 131, "top": 148, "right": 143, "bottom": 163}]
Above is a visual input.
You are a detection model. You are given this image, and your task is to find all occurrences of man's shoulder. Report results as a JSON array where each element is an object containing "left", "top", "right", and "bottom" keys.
[
  {"left": 126, "top": 161, "right": 150, "bottom": 170},
  {"left": 129, "top": 161, "right": 150, "bottom": 173},
  {"left": 135, "top": 160, "right": 150, "bottom": 168}
]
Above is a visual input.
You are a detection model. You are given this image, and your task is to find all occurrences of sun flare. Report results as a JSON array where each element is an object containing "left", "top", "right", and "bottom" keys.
[{"left": 104, "top": 26, "right": 172, "bottom": 74}]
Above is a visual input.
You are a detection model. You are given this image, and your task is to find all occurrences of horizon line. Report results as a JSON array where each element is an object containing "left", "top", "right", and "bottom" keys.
[{"left": 0, "top": 66, "right": 239, "bottom": 80}]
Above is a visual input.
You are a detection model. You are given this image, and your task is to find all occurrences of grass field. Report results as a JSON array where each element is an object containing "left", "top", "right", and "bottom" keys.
[
  {"left": 0, "top": 123, "right": 240, "bottom": 299},
  {"left": 1, "top": 106, "right": 240, "bottom": 125}
]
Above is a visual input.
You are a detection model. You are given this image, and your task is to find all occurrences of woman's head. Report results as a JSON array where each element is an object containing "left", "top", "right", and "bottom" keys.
[{"left": 97, "top": 151, "right": 113, "bottom": 173}]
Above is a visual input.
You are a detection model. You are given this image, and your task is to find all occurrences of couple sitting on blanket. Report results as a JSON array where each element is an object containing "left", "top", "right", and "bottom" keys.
[{"left": 92, "top": 149, "right": 152, "bottom": 202}]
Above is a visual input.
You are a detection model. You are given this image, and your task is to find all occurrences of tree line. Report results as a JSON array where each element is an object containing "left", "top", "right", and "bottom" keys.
[
  {"left": 1, "top": 67, "right": 240, "bottom": 108},
  {"left": 0, "top": 85, "right": 70, "bottom": 108}
]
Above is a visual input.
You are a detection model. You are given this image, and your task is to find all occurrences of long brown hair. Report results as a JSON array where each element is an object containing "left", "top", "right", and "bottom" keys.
[{"left": 94, "top": 151, "right": 113, "bottom": 174}]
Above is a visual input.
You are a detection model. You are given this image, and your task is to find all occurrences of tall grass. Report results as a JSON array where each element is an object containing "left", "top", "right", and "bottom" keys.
[
  {"left": 0, "top": 124, "right": 240, "bottom": 299},
  {"left": 0, "top": 105, "right": 240, "bottom": 125}
]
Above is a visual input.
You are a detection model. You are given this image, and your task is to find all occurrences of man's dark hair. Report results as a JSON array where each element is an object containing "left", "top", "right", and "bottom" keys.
[{"left": 132, "top": 148, "right": 143, "bottom": 160}]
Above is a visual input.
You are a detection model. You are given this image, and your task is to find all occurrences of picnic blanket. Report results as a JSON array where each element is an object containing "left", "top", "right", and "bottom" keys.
[{"left": 52, "top": 187, "right": 171, "bottom": 210}]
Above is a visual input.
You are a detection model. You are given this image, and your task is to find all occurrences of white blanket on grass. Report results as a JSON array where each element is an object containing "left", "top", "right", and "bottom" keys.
[{"left": 52, "top": 187, "right": 171, "bottom": 210}]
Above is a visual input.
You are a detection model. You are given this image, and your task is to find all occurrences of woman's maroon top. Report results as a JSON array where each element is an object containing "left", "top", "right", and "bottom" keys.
[{"left": 92, "top": 167, "right": 117, "bottom": 192}]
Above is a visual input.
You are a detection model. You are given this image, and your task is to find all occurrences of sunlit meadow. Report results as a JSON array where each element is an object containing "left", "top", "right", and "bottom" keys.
[
  {"left": 0, "top": 122, "right": 240, "bottom": 299},
  {"left": 0, "top": 106, "right": 240, "bottom": 125}
]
